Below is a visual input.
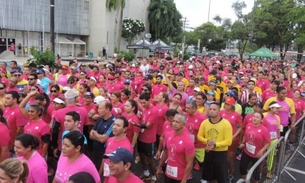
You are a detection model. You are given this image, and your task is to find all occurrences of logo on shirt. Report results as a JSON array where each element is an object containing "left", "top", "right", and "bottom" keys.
[{"left": 207, "top": 128, "right": 219, "bottom": 142}]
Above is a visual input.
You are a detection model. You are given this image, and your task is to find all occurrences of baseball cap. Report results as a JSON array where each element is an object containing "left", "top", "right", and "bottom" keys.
[
  {"left": 84, "top": 92, "right": 95, "bottom": 98},
  {"left": 269, "top": 103, "right": 281, "bottom": 108},
  {"left": 292, "top": 73, "right": 298, "bottom": 79},
  {"left": 62, "top": 86, "right": 71, "bottom": 91},
  {"left": 61, "top": 65, "right": 69, "bottom": 70},
  {"left": 103, "top": 148, "right": 134, "bottom": 164},
  {"left": 80, "top": 71, "right": 86, "bottom": 75},
  {"left": 36, "top": 69, "right": 45, "bottom": 75},
  {"left": 144, "top": 75, "right": 153, "bottom": 80},
  {"left": 226, "top": 90, "right": 237, "bottom": 99},
  {"left": 53, "top": 97, "right": 65, "bottom": 104},
  {"left": 225, "top": 97, "right": 236, "bottom": 105},
  {"left": 108, "top": 74, "right": 115, "bottom": 80},
  {"left": 207, "top": 91, "right": 215, "bottom": 95},
  {"left": 64, "top": 88, "right": 78, "bottom": 100},
  {"left": 193, "top": 87, "right": 200, "bottom": 92},
  {"left": 124, "top": 79, "right": 131, "bottom": 85},
  {"left": 89, "top": 76, "right": 97, "bottom": 82},
  {"left": 94, "top": 96, "right": 106, "bottom": 105}
]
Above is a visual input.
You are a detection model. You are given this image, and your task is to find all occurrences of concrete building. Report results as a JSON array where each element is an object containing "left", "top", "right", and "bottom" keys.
[{"left": 0, "top": 0, "right": 150, "bottom": 58}]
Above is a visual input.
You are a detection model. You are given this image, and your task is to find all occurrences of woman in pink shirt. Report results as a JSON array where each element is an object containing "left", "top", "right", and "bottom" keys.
[
  {"left": 15, "top": 134, "right": 48, "bottom": 183},
  {"left": 262, "top": 102, "right": 281, "bottom": 178},
  {"left": 239, "top": 112, "right": 270, "bottom": 183},
  {"left": 220, "top": 97, "right": 242, "bottom": 181},
  {"left": 53, "top": 131, "right": 100, "bottom": 183},
  {"left": 292, "top": 90, "right": 305, "bottom": 121},
  {"left": 155, "top": 92, "right": 169, "bottom": 148},
  {"left": 123, "top": 99, "right": 140, "bottom": 147},
  {"left": 78, "top": 83, "right": 90, "bottom": 105},
  {"left": 49, "top": 85, "right": 63, "bottom": 102},
  {"left": 111, "top": 92, "right": 124, "bottom": 117},
  {"left": 0, "top": 109, "right": 9, "bottom": 163},
  {"left": 0, "top": 158, "right": 29, "bottom": 183}
]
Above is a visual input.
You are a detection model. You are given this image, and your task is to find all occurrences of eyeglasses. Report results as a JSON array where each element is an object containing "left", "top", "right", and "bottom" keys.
[
  {"left": 108, "top": 79, "right": 114, "bottom": 81},
  {"left": 14, "top": 74, "right": 21, "bottom": 77},
  {"left": 51, "top": 90, "right": 57, "bottom": 93},
  {"left": 28, "top": 78, "right": 35, "bottom": 80},
  {"left": 0, "top": 88, "right": 4, "bottom": 90}
]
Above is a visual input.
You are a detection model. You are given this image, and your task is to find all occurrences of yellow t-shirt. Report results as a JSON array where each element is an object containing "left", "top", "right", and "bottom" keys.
[
  {"left": 197, "top": 118, "right": 233, "bottom": 151},
  {"left": 220, "top": 102, "right": 242, "bottom": 115},
  {"left": 254, "top": 86, "right": 262, "bottom": 95},
  {"left": 263, "top": 97, "right": 295, "bottom": 114}
]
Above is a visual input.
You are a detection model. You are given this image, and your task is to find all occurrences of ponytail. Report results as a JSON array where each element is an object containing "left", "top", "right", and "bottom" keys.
[{"left": 20, "top": 161, "right": 29, "bottom": 183}]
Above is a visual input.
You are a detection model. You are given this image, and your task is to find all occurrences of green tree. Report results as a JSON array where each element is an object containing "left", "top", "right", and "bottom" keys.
[
  {"left": 121, "top": 18, "right": 145, "bottom": 45},
  {"left": 148, "top": 0, "right": 182, "bottom": 40},
  {"left": 292, "top": 1, "right": 305, "bottom": 61},
  {"left": 27, "top": 47, "right": 55, "bottom": 67},
  {"left": 106, "top": 0, "right": 126, "bottom": 50}
]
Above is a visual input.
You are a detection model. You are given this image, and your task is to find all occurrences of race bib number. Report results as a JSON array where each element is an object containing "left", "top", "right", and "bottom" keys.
[
  {"left": 189, "top": 134, "right": 195, "bottom": 142},
  {"left": 166, "top": 165, "right": 178, "bottom": 178},
  {"left": 270, "top": 132, "right": 277, "bottom": 139},
  {"left": 246, "top": 143, "right": 256, "bottom": 154},
  {"left": 103, "top": 163, "right": 110, "bottom": 177},
  {"left": 280, "top": 125, "right": 284, "bottom": 132}
]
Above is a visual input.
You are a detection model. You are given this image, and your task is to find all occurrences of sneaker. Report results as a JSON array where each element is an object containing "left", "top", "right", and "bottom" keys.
[
  {"left": 140, "top": 174, "right": 151, "bottom": 181},
  {"left": 266, "top": 171, "right": 272, "bottom": 179},
  {"left": 236, "top": 153, "right": 242, "bottom": 161},
  {"left": 228, "top": 175, "right": 234, "bottom": 183},
  {"left": 193, "top": 161, "right": 200, "bottom": 171}
]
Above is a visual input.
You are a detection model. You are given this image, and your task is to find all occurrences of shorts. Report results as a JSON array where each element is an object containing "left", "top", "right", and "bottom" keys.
[
  {"left": 195, "top": 148, "right": 205, "bottom": 163},
  {"left": 280, "top": 126, "right": 289, "bottom": 137},
  {"left": 240, "top": 152, "right": 260, "bottom": 181},
  {"left": 137, "top": 140, "right": 155, "bottom": 156},
  {"left": 202, "top": 151, "right": 229, "bottom": 183}
]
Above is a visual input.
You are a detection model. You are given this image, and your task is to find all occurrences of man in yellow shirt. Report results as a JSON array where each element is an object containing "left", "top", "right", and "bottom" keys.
[{"left": 197, "top": 102, "right": 232, "bottom": 183}]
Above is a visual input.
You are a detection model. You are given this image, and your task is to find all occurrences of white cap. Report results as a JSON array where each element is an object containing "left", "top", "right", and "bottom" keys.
[
  {"left": 269, "top": 103, "right": 281, "bottom": 108},
  {"left": 292, "top": 73, "right": 297, "bottom": 79},
  {"left": 62, "top": 86, "right": 71, "bottom": 91},
  {"left": 193, "top": 87, "right": 200, "bottom": 92},
  {"left": 53, "top": 97, "right": 65, "bottom": 104},
  {"left": 216, "top": 60, "right": 221, "bottom": 64},
  {"left": 64, "top": 88, "right": 78, "bottom": 100},
  {"left": 94, "top": 96, "right": 106, "bottom": 105},
  {"left": 188, "top": 65, "right": 194, "bottom": 69},
  {"left": 89, "top": 76, "right": 97, "bottom": 82}
]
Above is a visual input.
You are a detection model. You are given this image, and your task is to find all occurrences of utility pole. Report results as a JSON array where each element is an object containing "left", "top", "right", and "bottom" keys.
[
  {"left": 181, "top": 17, "right": 189, "bottom": 61},
  {"left": 208, "top": 0, "right": 211, "bottom": 22},
  {"left": 50, "top": 0, "right": 55, "bottom": 53}
]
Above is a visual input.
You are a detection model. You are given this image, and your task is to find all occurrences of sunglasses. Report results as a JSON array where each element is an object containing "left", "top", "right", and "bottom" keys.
[
  {"left": 0, "top": 87, "right": 4, "bottom": 90},
  {"left": 51, "top": 90, "right": 57, "bottom": 93},
  {"left": 28, "top": 78, "right": 35, "bottom": 80},
  {"left": 108, "top": 79, "right": 114, "bottom": 81},
  {"left": 14, "top": 74, "right": 21, "bottom": 77},
  {"left": 142, "top": 88, "right": 148, "bottom": 92}
]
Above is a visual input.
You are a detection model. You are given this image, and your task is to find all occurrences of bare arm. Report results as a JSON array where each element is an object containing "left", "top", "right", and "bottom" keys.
[
  {"left": 0, "top": 145, "right": 8, "bottom": 163},
  {"left": 181, "top": 154, "right": 195, "bottom": 183}
]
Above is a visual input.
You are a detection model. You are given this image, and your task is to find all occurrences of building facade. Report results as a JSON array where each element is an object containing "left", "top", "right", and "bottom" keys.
[{"left": 0, "top": 0, "right": 150, "bottom": 58}]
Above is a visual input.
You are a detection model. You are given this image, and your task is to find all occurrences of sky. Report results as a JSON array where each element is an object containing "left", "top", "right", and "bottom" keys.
[{"left": 174, "top": 0, "right": 255, "bottom": 29}]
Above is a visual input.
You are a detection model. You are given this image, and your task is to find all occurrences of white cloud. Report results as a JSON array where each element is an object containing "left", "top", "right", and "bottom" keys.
[{"left": 175, "top": 0, "right": 254, "bottom": 29}]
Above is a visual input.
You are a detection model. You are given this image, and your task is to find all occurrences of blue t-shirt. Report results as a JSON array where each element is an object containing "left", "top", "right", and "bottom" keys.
[{"left": 39, "top": 77, "right": 51, "bottom": 93}]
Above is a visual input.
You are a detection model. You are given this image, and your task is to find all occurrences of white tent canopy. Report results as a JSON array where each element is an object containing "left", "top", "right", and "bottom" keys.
[{"left": 56, "top": 37, "right": 86, "bottom": 57}]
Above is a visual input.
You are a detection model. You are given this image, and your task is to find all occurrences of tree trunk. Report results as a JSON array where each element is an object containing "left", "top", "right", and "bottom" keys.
[
  {"left": 297, "top": 44, "right": 303, "bottom": 62},
  {"left": 116, "top": 6, "right": 123, "bottom": 50}
]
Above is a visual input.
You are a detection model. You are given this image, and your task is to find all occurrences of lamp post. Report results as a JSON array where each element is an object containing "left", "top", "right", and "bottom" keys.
[
  {"left": 208, "top": 0, "right": 211, "bottom": 22},
  {"left": 50, "top": 0, "right": 55, "bottom": 53}
]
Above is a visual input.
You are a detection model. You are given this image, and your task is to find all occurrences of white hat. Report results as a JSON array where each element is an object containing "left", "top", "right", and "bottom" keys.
[
  {"left": 216, "top": 60, "right": 221, "bottom": 64},
  {"left": 188, "top": 65, "right": 194, "bottom": 69},
  {"left": 292, "top": 73, "right": 298, "bottom": 79},
  {"left": 53, "top": 97, "right": 65, "bottom": 104},
  {"left": 62, "top": 86, "right": 71, "bottom": 91},
  {"left": 193, "top": 87, "right": 200, "bottom": 92},
  {"left": 269, "top": 103, "right": 281, "bottom": 108},
  {"left": 94, "top": 96, "right": 106, "bottom": 105},
  {"left": 89, "top": 76, "right": 97, "bottom": 82},
  {"left": 64, "top": 88, "right": 78, "bottom": 100}
]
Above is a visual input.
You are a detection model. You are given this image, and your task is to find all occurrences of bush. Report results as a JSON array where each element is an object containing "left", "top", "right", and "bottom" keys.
[
  {"left": 117, "top": 50, "right": 135, "bottom": 62},
  {"left": 27, "top": 47, "right": 55, "bottom": 67}
]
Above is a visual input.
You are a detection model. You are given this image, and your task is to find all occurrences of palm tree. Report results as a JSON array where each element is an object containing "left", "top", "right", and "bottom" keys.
[
  {"left": 106, "top": 0, "right": 126, "bottom": 50},
  {"left": 148, "top": 0, "right": 182, "bottom": 40}
]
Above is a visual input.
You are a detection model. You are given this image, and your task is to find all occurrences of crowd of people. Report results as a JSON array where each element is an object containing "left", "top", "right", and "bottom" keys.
[{"left": 0, "top": 57, "right": 302, "bottom": 183}]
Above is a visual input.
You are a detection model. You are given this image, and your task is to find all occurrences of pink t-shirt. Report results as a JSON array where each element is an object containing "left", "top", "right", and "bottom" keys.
[
  {"left": 244, "top": 123, "right": 270, "bottom": 158},
  {"left": 165, "top": 130, "right": 195, "bottom": 181},
  {"left": 185, "top": 112, "right": 206, "bottom": 148},
  {"left": 103, "top": 137, "right": 133, "bottom": 181},
  {"left": 220, "top": 110, "right": 242, "bottom": 136},
  {"left": 55, "top": 154, "right": 100, "bottom": 183},
  {"left": 123, "top": 113, "right": 140, "bottom": 143},
  {"left": 293, "top": 99, "right": 305, "bottom": 121},
  {"left": 0, "top": 123, "right": 10, "bottom": 158},
  {"left": 6, "top": 87, "right": 19, "bottom": 93},
  {"left": 276, "top": 99, "right": 293, "bottom": 126},
  {"left": 152, "top": 84, "right": 167, "bottom": 98},
  {"left": 107, "top": 173, "right": 143, "bottom": 183},
  {"left": 4, "top": 106, "right": 26, "bottom": 145},
  {"left": 262, "top": 113, "right": 280, "bottom": 140},
  {"left": 111, "top": 103, "right": 124, "bottom": 117},
  {"left": 24, "top": 119, "right": 50, "bottom": 155},
  {"left": 18, "top": 151, "right": 48, "bottom": 183},
  {"left": 262, "top": 89, "right": 276, "bottom": 103},
  {"left": 57, "top": 74, "right": 70, "bottom": 87},
  {"left": 155, "top": 104, "right": 169, "bottom": 136},
  {"left": 54, "top": 106, "right": 89, "bottom": 150},
  {"left": 138, "top": 105, "right": 158, "bottom": 143},
  {"left": 242, "top": 113, "right": 254, "bottom": 130}
]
